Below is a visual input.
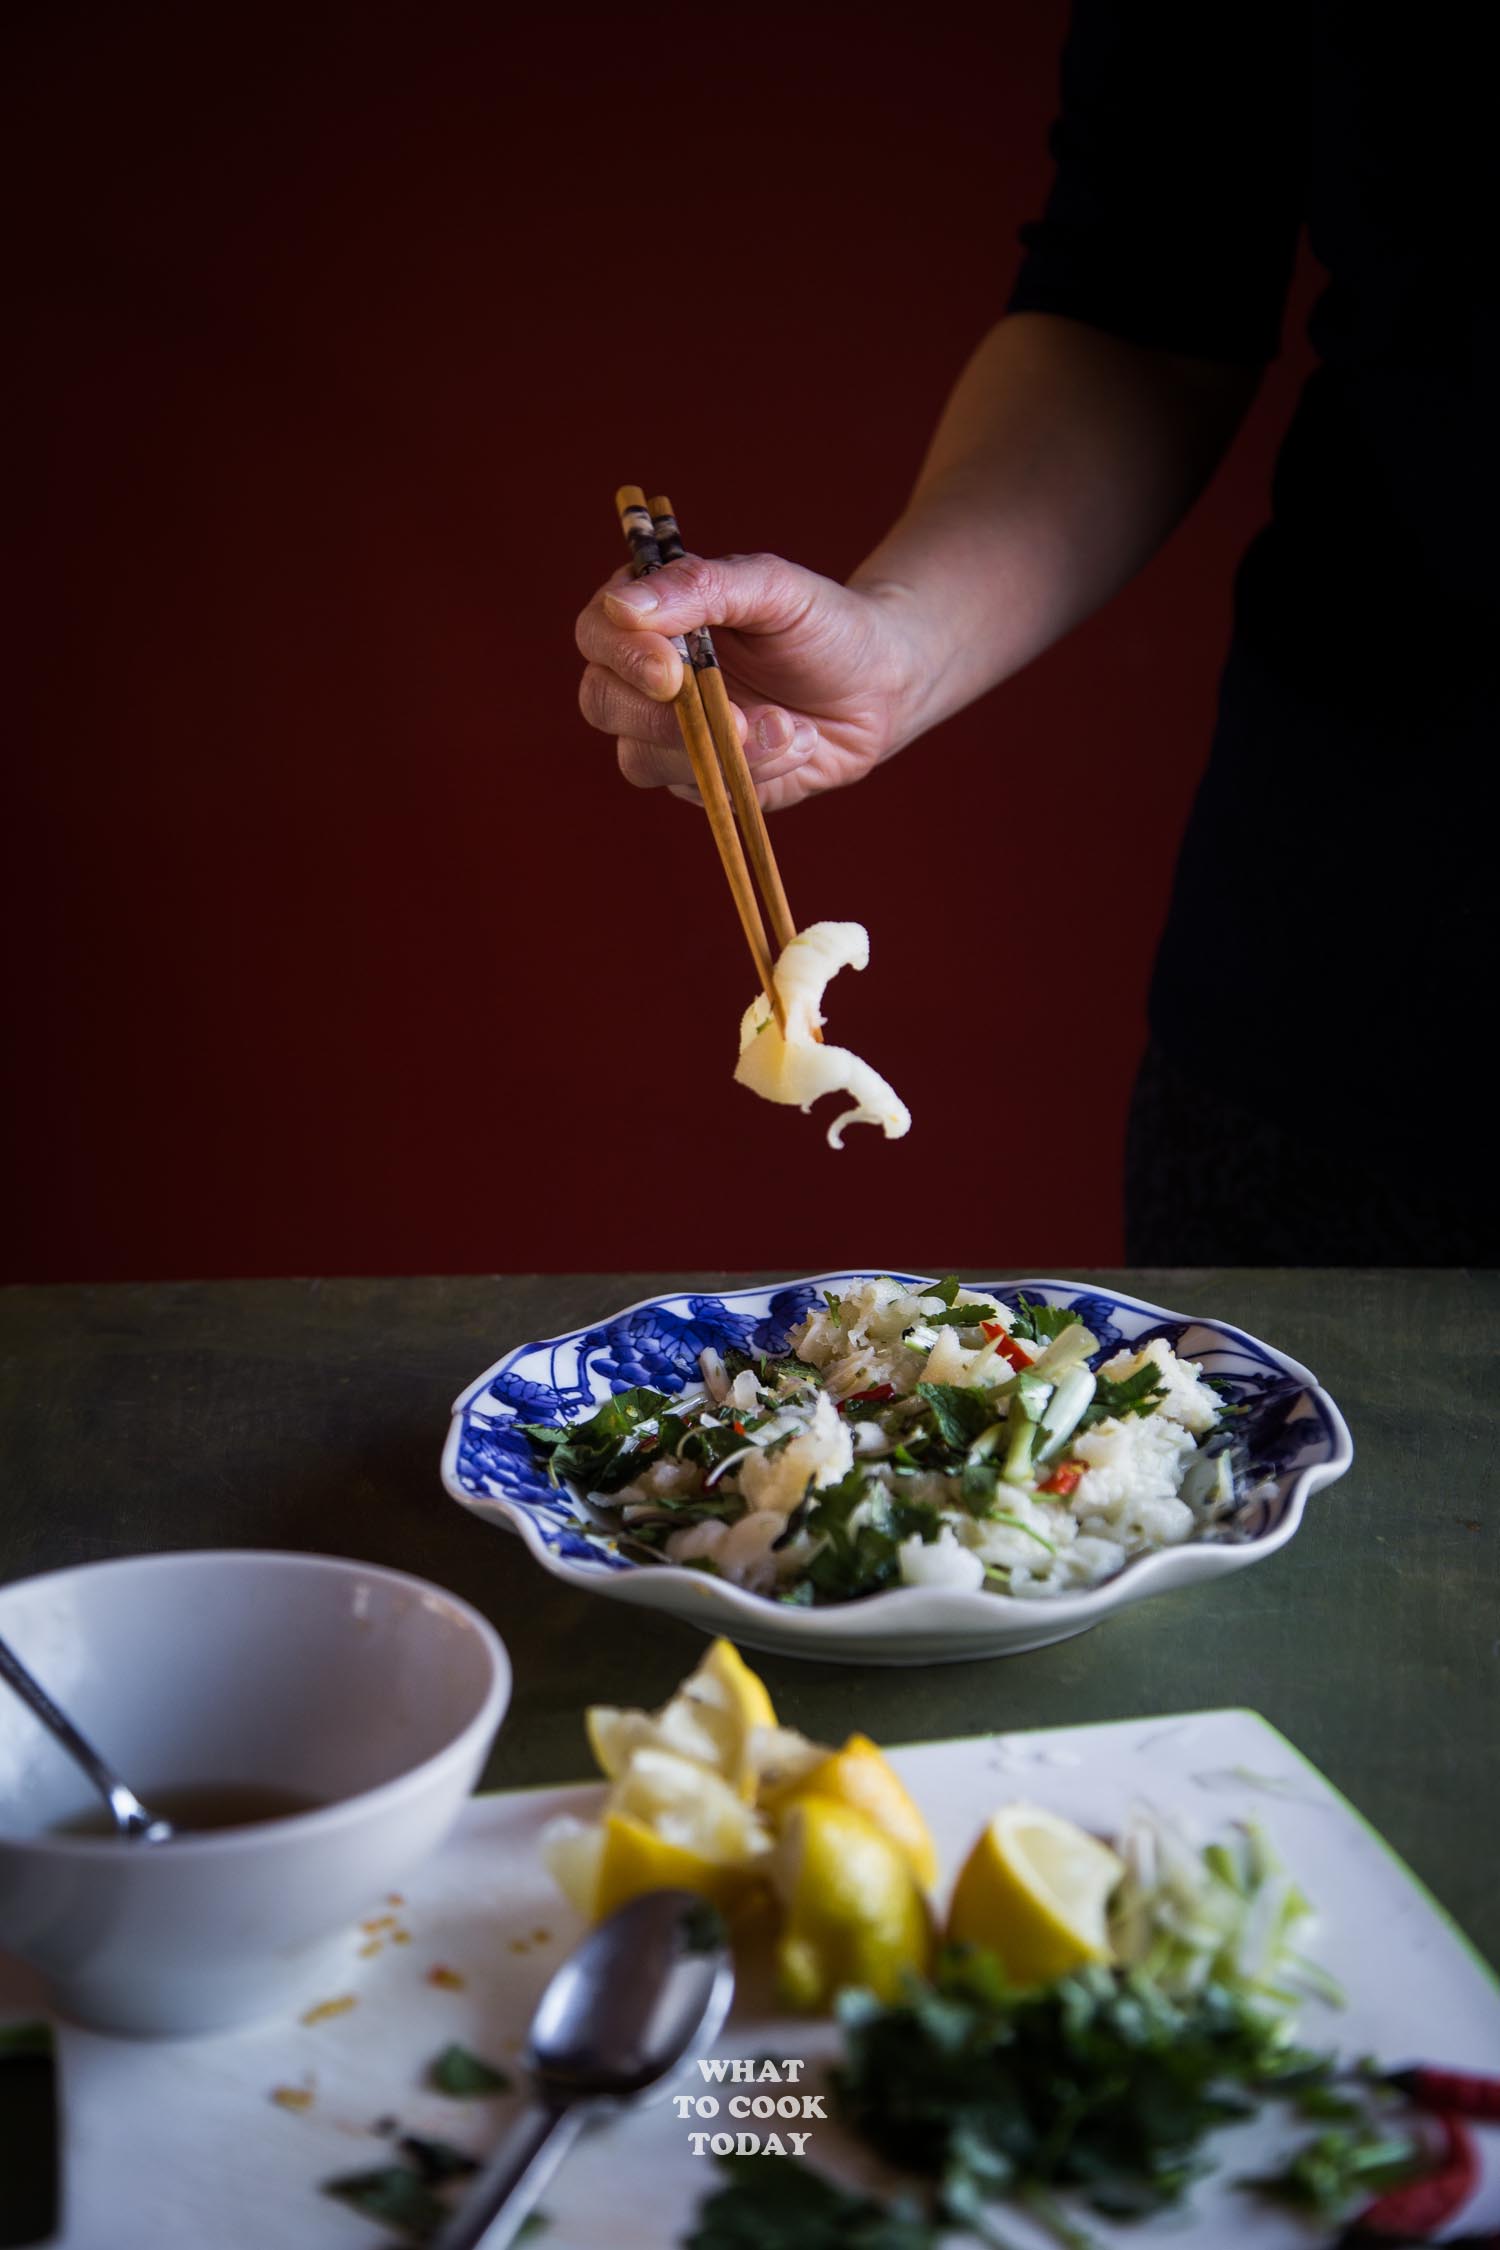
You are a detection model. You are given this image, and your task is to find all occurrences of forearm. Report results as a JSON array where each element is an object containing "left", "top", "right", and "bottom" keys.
[{"left": 851, "top": 313, "right": 1259, "bottom": 748}]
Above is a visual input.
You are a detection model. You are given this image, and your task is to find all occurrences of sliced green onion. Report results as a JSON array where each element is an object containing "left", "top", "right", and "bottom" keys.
[
  {"left": 1036, "top": 1367, "right": 1096, "bottom": 1463},
  {"left": 965, "top": 1420, "right": 1007, "bottom": 1467},
  {"left": 1027, "top": 1322, "right": 1099, "bottom": 1382},
  {"left": 1001, "top": 1374, "right": 1051, "bottom": 1485}
]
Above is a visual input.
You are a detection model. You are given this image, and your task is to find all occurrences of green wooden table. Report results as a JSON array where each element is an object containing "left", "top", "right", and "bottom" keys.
[{"left": 2, "top": 1272, "right": 1495, "bottom": 1966}]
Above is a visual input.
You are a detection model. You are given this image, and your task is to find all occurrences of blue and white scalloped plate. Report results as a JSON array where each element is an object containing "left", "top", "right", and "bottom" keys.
[{"left": 440, "top": 1274, "right": 1354, "bottom": 1665}]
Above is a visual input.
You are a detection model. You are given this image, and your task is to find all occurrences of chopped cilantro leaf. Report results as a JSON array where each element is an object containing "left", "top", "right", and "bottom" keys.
[
  {"left": 804, "top": 1465, "right": 866, "bottom": 1532},
  {"left": 680, "top": 1421, "right": 755, "bottom": 1471},
  {"left": 1078, "top": 1365, "right": 1166, "bottom": 1430},
  {"left": 958, "top": 1459, "right": 1001, "bottom": 1515},
  {"left": 656, "top": 1411, "right": 689, "bottom": 1456},
  {"left": 322, "top": 2165, "right": 448, "bottom": 2240},
  {"left": 1005, "top": 1293, "right": 1081, "bottom": 1344},
  {"left": 428, "top": 2043, "right": 512, "bottom": 2096},
  {"left": 916, "top": 1383, "right": 999, "bottom": 1451},
  {"left": 577, "top": 1387, "right": 669, "bottom": 1440},
  {"left": 890, "top": 1497, "right": 946, "bottom": 1544},
  {"left": 515, "top": 1420, "right": 565, "bottom": 1451},
  {"left": 801, "top": 1469, "right": 901, "bottom": 1600},
  {"left": 397, "top": 2135, "right": 480, "bottom": 2183},
  {"left": 685, "top": 2154, "right": 941, "bottom": 2249},
  {"left": 804, "top": 1526, "right": 900, "bottom": 1602},
  {"left": 517, "top": 1387, "right": 671, "bottom": 1495}
]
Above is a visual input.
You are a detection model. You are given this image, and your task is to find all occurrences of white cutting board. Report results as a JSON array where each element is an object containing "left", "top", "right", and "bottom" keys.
[{"left": 3, "top": 1711, "right": 1496, "bottom": 2249}]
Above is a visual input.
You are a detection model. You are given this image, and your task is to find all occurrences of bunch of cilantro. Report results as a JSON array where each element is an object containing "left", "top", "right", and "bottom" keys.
[
  {"left": 829, "top": 1950, "right": 1326, "bottom": 2230},
  {"left": 682, "top": 1947, "right": 1423, "bottom": 2250}
]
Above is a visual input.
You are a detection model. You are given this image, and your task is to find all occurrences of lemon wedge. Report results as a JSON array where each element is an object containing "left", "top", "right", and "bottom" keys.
[
  {"left": 771, "top": 1795, "right": 931, "bottom": 2011},
  {"left": 540, "top": 1809, "right": 759, "bottom": 1921},
  {"left": 551, "top": 1641, "right": 946, "bottom": 1983},
  {"left": 594, "top": 1812, "right": 761, "bottom": 1919},
  {"left": 747, "top": 1722, "right": 828, "bottom": 1800},
  {"left": 586, "top": 1639, "right": 777, "bottom": 1803},
  {"left": 763, "top": 1733, "right": 938, "bottom": 1891},
  {"left": 609, "top": 1746, "right": 772, "bottom": 1865},
  {"left": 543, "top": 1745, "right": 773, "bottom": 1924},
  {"left": 945, "top": 1803, "right": 1124, "bottom": 1986}
]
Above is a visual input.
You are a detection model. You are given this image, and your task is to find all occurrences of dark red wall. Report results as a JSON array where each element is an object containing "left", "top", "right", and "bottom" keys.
[{"left": 4, "top": 2, "right": 1316, "bottom": 1284}]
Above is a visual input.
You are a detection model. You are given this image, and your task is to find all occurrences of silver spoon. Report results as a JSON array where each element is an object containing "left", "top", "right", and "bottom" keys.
[
  {"left": 0, "top": 1632, "right": 174, "bottom": 1841},
  {"left": 430, "top": 1888, "right": 734, "bottom": 2250}
]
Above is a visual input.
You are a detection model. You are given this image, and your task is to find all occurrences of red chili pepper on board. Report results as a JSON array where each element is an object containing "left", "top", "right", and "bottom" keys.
[
  {"left": 731, "top": 1419, "right": 746, "bottom": 1436},
  {"left": 842, "top": 1385, "right": 895, "bottom": 1409},
  {"left": 980, "top": 1321, "right": 1032, "bottom": 1371},
  {"left": 1387, "top": 2064, "right": 1500, "bottom": 2122},
  {"left": 1347, "top": 2112, "right": 1478, "bottom": 2240},
  {"left": 1038, "top": 1462, "right": 1084, "bottom": 1497}
]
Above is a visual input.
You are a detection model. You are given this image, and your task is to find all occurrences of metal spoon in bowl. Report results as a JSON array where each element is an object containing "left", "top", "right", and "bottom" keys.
[
  {"left": 430, "top": 1888, "right": 735, "bottom": 2250},
  {"left": 0, "top": 1632, "right": 174, "bottom": 1842}
]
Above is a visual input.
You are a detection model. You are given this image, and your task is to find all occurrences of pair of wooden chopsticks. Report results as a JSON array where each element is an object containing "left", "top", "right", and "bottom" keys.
[{"left": 614, "top": 487, "right": 806, "bottom": 1035}]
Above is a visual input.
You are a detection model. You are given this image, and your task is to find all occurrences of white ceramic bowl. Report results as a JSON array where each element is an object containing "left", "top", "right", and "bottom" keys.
[
  {"left": 0, "top": 1550, "right": 510, "bottom": 2036},
  {"left": 444, "top": 1273, "right": 1354, "bottom": 1666}
]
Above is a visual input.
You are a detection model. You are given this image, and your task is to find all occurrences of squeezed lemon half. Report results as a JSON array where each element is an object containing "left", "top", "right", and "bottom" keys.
[
  {"left": 541, "top": 1748, "right": 771, "bottom": 1922},
  {"left": 586, "top": 1638, "right": 776, "bottom": 1803},
  {"left": 544, "top": 1642, "right": 779, "bottom": 1922},
  {"left": 761, "top": 1731, "right": 938, "bottom": 1891},
  {"left": 771, "top": 1795, "right": 931, "bottom": 2010},
  {"left": 945, "top": 1802, "right": 1124, "bottom": 1985}
]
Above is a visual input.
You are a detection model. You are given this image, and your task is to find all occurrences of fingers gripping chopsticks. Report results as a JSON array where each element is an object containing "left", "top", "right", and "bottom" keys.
[{"left": 613, "top": 486, "right": 812, "bottom": 1038}]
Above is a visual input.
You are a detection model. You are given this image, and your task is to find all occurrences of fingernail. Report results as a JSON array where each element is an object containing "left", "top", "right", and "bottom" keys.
[
  {"left": 644, "top": 655, "right": 675, "bottom": 696},
  {"left": 790, "top": 720, "right": 817, "bottom": 753},
  {"left": 756, "top": 711, "right": 794, "bottom": 752},
  {"left": 606, "top": 584, "right": 659, "bottom": 616}
]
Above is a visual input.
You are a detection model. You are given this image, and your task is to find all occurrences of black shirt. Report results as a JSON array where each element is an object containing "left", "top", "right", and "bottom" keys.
[{"left": 1008, "top": 4, "right": 1492, "bottom": 1184}]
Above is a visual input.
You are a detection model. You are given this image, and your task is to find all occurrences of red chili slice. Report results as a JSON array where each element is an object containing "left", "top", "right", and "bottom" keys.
[
  {"left": 1388, "top": 2064, "right": 1500, "bottom": 2122},
  {"left": 1349, "top": 2113, "right": 1479, "bottom": 2239},
  {"left": 1039, "top": 1462, "right": 1083, "bottom": 1497},
  {"left": 842, "top": 1385, "right": 895, "bottom": 1409},
  {"left": 980, "top": 1322, "right": 1031, "bottom": 1371}
]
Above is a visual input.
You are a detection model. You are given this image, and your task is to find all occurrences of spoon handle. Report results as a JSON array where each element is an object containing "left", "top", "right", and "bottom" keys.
[
  {"left": 429, "top": 2097, "right": 591, "bottom": 2250},
  {"left": 0, "top": 1634, "right": 158, "bottom": 1835}
]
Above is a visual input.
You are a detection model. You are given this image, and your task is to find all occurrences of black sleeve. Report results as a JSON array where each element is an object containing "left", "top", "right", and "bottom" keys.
[{"left": 1007, "top": 0, "right": 1303, "bottom": 368}]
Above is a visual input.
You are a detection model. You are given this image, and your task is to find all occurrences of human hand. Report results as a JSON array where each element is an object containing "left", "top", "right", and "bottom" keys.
[{"left": 574, "top": 552, "right": 918, "bottom": 811}]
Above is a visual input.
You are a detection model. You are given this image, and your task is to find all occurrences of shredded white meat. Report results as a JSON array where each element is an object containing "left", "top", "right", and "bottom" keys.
[{"left": 734, "top": 921, "right": 911, "bottom": 1149}]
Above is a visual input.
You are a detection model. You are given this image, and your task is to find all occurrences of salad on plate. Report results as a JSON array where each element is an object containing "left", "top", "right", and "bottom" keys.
[{"left": 519, "top": 1276, "right": 1269, "bottom": 1606}]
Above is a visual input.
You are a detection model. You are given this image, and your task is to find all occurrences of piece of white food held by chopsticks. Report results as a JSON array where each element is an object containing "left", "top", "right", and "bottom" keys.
[{"left": 735, "top": 921, "right": 911, "bottom": 1149}]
